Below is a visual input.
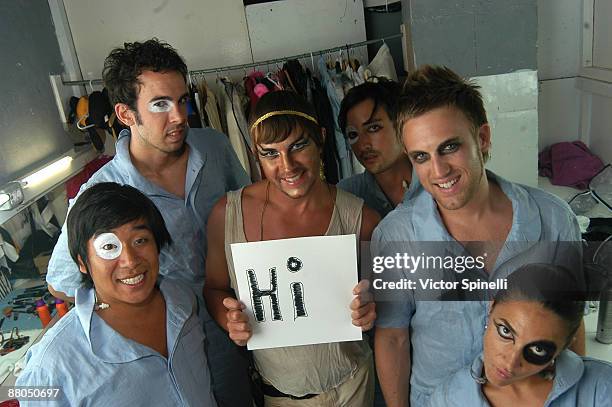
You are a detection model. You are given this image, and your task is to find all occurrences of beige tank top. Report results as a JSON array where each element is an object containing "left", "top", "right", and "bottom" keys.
[{"left": 224, "top": 187, "right": 371, "bottom": 397}]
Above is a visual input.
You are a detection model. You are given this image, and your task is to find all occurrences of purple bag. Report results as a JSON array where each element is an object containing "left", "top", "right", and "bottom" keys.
[{"left": 538, "top": 141, "right": 604, "bottom": 189}]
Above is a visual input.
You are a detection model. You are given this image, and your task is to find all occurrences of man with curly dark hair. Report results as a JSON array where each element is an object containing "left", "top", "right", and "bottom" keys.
[{"left": 46, "top": 39, "right": 253, "bottom": 406}]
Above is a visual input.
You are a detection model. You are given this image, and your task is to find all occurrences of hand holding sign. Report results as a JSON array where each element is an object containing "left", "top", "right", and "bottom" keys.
[
  {"left": 231, "top": 235, "right": 363, "bottom": 350},
  {"left": 351, "top": 279, "right": 376, "bottom": 331},
  {"left": 223, "top": 297, "right": 252, "bottom": 346}
]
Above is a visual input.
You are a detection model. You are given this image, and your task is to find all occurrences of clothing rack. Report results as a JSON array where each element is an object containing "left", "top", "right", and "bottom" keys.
[{"left": 61, "top": 34, "right": 402, "bottom": 86}]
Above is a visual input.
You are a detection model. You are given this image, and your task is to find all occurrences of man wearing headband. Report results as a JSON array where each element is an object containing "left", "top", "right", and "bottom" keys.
[
  {"left": 17, "top": 183, "right": 217, "bottom": 406},
  {"left": 204, "top": 90, "right": 380, "bottom": 406},
  {"left": 45, "top": 39, "right": 252, "bottom": 406},
  {"left": 337, "top": 80, "right": 416, "bottom": 218},
  {"left": 373, "top": 66, "right": 585, "bottom": 407}
]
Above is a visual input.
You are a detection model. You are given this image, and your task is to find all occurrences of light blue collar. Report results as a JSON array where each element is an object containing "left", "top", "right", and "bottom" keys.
[
  {"left": 74, "top": 280, "right": 195, "bottom": 363},
  {"left": 115, "top": 128, "right": 206, "bottom": 199}
]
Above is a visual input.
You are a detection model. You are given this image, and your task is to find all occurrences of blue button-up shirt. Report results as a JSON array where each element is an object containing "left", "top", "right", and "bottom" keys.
[
  {"left": 16, "top": 280, "right": 217, "bottom": 406},
  {"left": 46, "top": 128, "right": 249, "bottom": 299},
  {"left": 337, "top": 169, "right": 420, "bottom": 217},
  {"left": 428, "top": 351, "right": 612, "bottom": 406},
  {"left": 373, "top": 171, "right": 581, "bottom": 406}
]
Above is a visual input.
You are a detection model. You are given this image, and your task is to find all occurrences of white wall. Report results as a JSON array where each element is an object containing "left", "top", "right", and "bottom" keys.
[
  {"left": 246, "top": 0, "right": 366, "bottom": 62},
  {"left": 589, "top": 94, "right": 612, "bottom": 162},
  {"left": 537, "top": 0, "right": 612, "bottom": 164},
  {"left": 476, "top": 71, "right": 539, "bottom": 187},
  {"left": 63, "top": 0, "right": 253, "bottom": 78},
  {"left": 536, "top": 0, "right": 582, "bottom": 151},
  {"left": 62, "top": 0, "right": 366, "bottom": 78}
]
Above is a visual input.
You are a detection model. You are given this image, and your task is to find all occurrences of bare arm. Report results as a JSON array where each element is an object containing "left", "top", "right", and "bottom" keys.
[
  {"left": 203, "top": 196, "right": 252, "bottom": 345},
  {"left": 376, "top": 327, "right": 411, "bottom": 407},
  {"left": 360, "top": 205, "right": 381, "bottom": 242}
]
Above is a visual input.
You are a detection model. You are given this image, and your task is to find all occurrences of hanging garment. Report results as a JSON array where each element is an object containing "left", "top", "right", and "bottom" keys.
[
  {"left": 187, "top": 83, "right": 202, "bottom": 128},
  {"left": 309, "top": 74, "right": 341, "bottom": 184},
  {"left": 366, "top": 43, "right": 398, "bottom": 81},
  {"left": 218, "top": 79, "right": 261, "bottom": 182},
  {"left": 283, "top": 60, "right": 308, "bottom": 97},
  {"left": 244, "top": 70, "right": 267, "bottom": 112},
  {"left": 204, "top": 85, "right": 224, "bottom": 133},
  {"left": 318, "top": 56, "right": 360, "bottom": 180}
]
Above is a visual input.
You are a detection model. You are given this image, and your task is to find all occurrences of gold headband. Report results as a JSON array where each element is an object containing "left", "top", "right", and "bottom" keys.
[{"left": 250, "top": 110, "right": 319, "bottom": 132}]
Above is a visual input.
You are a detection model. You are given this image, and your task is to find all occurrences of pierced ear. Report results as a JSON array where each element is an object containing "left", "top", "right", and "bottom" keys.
[{"left": 115, "top": 103, "right": 136, "bottom": 127}]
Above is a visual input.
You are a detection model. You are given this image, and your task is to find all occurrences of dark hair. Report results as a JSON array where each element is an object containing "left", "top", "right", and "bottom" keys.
[
  {"left": 338, "top": 79, "right": 401, "bottom": 135},
  {"left": 494, "top": 263, "right": 586, "bottom": 345},
  {"left": 249, "top": 90, "right": 323, "bottom": 149},
  {"left": 102, "top": 38, "right": 187, "bottom": 112},
  {"left": 67, "top": 182, "right": 172, "bottom": 287},
  {"left": 398, "top": 65, "right": 489, "bottom": 161}
]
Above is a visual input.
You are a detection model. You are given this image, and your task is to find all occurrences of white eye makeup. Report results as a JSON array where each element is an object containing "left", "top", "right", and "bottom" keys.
[
  {"left": 148, "top": 99, "right": 175, "bottom": 113},
  {"left": 345, "top": 126, "right": 359, "bottom": 145},
  {"left": 93, "top": 233, "right": 123, "bottom": 260}
]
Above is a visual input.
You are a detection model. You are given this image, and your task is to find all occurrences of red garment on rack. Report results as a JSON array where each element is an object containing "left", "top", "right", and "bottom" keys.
[{"left": 65, "top": 155, "right": 112, "bottom": 199}]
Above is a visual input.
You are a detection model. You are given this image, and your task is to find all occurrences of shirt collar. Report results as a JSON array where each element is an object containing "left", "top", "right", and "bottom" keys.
[
  {"left": 546, "top": 350, "right": 584, "bottom": 403},
  {"left": 74, "top": 280, "right": 195, "bottom": 363},
  {"left": 115, "top": 128, "right": 206, "bottom": 198},
  {"left": 407, "top": 170, "right": 542, "bottom": 243},
  {"left": 470, "top": 351, "right": 584, "bottom": 404},
  {"left": 364, "top": 167, "right": 421, "bottom": 209}
]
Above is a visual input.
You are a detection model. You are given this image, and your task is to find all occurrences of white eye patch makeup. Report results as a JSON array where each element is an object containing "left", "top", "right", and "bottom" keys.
[
  {"left": 93, "top": 233, "right": 123, "bottom": 260},
  {"left": 148, "top": 99, "right": 175, "bottom": 113},
  {"left": 345, "top": 126, "right": 359, "bottom": 145}
]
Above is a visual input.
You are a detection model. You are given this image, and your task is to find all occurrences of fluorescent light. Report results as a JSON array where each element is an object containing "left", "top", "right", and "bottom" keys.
[
  {"left": 22, "top": 156, "right": 73, "bottom": 187},
  {"left": 0, "top": 194, "right": 9, "bottom": 207}
]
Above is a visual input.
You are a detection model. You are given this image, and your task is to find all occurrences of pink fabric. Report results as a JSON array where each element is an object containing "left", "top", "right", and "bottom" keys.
[
  {"left": 253, "top": 83, "right": 269, "bottom": 98},
  {"left": 538, "top": 141, "right": 604, "bottom": 189},
  {"left": 244, "top": 71, "right": 265, "bottom": 111}
]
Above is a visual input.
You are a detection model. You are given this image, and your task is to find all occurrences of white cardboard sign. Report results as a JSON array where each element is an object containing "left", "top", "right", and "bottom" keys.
[{"left": 230, "top": 234, "right": 362, "bottom": 350}]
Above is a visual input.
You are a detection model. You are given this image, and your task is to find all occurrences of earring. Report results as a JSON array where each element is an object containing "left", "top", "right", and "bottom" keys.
[
  {"left": 539, "top": 358, "right": 556, "bottom": 381},
  {"left": 94, "top": 291, "right": 110, "bottom": 311},
  {"left": 470, "top": 365, "right": 487, "bottom": 384}
]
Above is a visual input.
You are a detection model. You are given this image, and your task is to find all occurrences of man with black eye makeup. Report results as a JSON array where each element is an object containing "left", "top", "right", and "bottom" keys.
[
  {"left": 337, "top": 80, "right": 417, "bottom": 218},
  {"left": 372, "top": 65, "right": 586, "bottom": 407},
  {"left": 45, "top": 39, "right": 253, "bottom": 406}
]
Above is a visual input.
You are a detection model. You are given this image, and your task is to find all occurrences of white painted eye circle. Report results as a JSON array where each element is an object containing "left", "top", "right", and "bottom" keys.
[
  {"left": 148, "top": 99, "right": 175, "bottom": 113},
  {"left": 345, "top": 126, "right": 359, "bottom": 145},
  {"left": 93, "top": 233, "right": 123, "bottom": 260}
]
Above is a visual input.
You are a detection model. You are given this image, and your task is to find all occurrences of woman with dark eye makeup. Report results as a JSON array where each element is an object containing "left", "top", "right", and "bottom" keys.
[{"left": 428, "top": 263, "right": 612, "bottom": 407}]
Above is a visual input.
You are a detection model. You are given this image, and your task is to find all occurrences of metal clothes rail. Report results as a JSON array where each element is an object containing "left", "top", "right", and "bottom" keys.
[{"left": 61, "top": 34, "right": 402, "bottom": 86}]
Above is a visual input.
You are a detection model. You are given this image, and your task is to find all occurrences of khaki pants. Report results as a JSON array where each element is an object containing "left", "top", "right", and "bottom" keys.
[{"left": 263, "top": 354, "right": 375, "bottom": 407}]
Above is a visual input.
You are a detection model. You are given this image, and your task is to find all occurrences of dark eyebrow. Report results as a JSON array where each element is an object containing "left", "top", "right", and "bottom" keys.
[
  {"left": 257, "top": 135, "right": 309, "bottom": 153},
  {"left": 437, "top": 137, "right": 462, "bottom": 150},
  {"left": 499, "top": 318, "right": 518, "bottom": 337},
  {"left": 148, "top": 92, "right": 189, "bottom": 103},
  {"left": 132, "top": 224, "right": 152, "bottom": 232},
  {"left": 257, "top": 146, "right": 276, "bottom": 154},
  {"left": 362, "top": 117, "right": 383, "bottom": 126},
  {"left": 148, "top": 96, "right": 172, "bottom": 103},
  {"left": 406, "top": 136, "right": 460, "bottom": 156},
  {"left": 290, "top": 135, "right": 309, "bottom": 147}
]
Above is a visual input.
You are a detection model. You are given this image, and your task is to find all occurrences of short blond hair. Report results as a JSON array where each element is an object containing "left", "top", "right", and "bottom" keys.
[{"left": 397, "top": 65, "right": 490, "bottom": 162}]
